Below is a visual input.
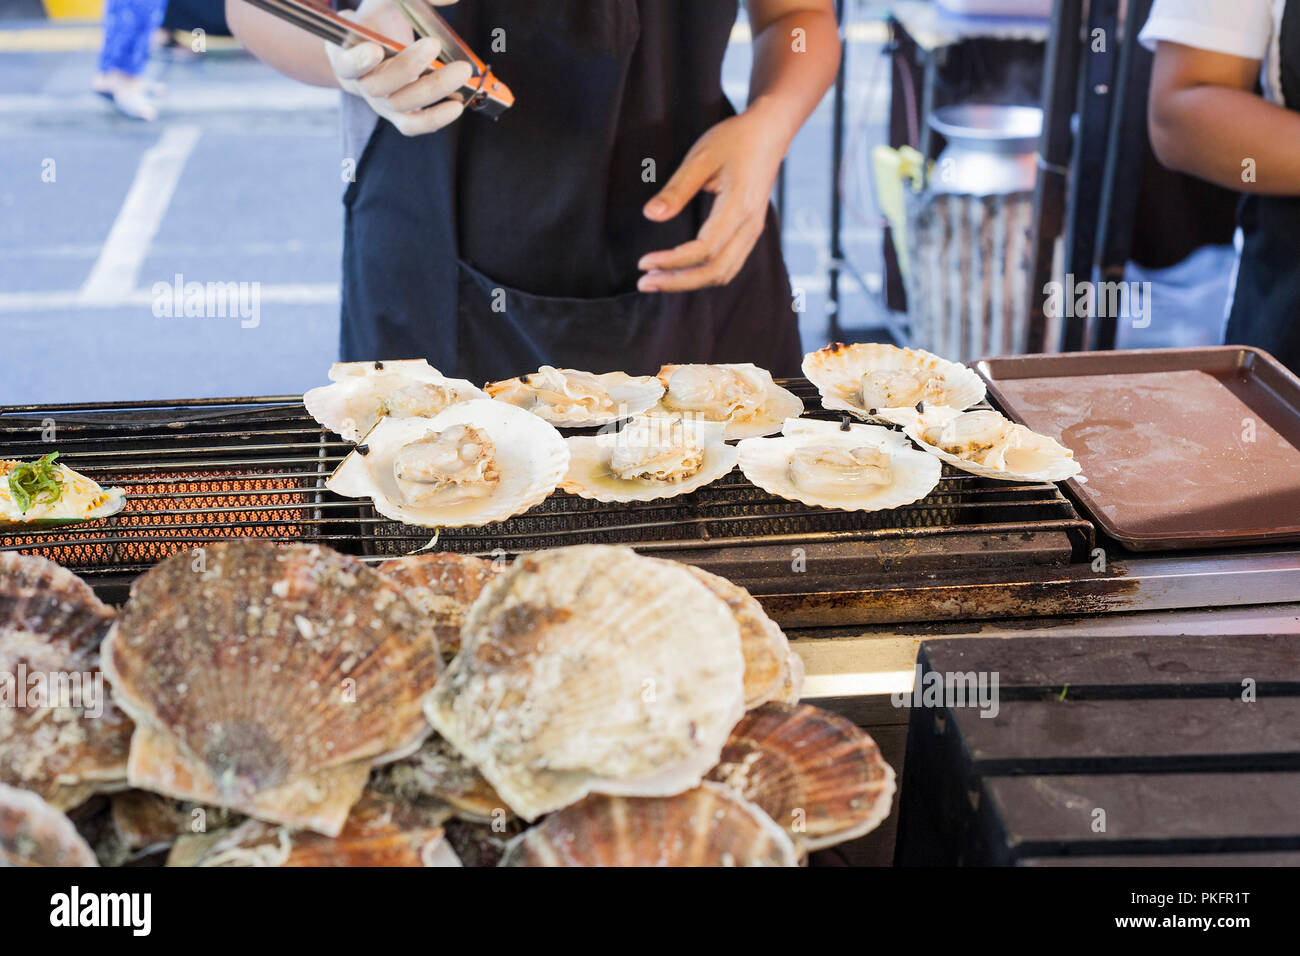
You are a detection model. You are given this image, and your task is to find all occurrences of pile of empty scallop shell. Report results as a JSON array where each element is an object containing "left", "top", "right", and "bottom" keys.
[{"left": 1, "top": 540, "right": 893, "bottom": 868}]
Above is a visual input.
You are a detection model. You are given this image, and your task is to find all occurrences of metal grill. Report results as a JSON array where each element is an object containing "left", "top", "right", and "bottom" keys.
[{"left": 0, "top": 382, "right": 1093, "bottom": 606}]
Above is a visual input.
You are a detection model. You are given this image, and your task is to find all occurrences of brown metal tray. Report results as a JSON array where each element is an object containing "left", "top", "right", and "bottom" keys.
[{"left": 975, "top": 347, "right": 1300, "bottom": 551}]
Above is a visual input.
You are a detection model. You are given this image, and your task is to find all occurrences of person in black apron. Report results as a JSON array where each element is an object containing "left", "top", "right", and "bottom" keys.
[
  {"left": 227, "top": 0, "right": 840, "bottom": 384},
  {"left": 1143, "top": 0, "right": 1300, "bottom": 374}
]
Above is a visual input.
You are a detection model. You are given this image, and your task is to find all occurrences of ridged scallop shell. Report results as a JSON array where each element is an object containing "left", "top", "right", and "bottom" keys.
[
  {"left": 102, "top": 541, "right": 442, "bottom": 836},
  {"left": 560, "top": 416, "right": 738, "bottom": 503},
  {"left": 738, "top": 418, "right": 942, "bottom": 512},
  {"left": 675, "top": 564, "right": 789, "bottom": 708},
  {"left": 369, "top": 734, "right": 507, "bottom": 824},
  {"left": 802, "top": 342, "right": 985, "bottom": 421},
  {"left": 486, "top": 367, "right": 664, "bottom": 427},
  {"left": 377, "top": 553, "right": 503, "bottom": 659},
  {"left": 0, "top": 553, "right": 132, "bottom": 809},
  {"left": 425, "top": 546, "right": 745, "bottom": 821},
  {"left": 327, "top": 400, "right": 568, "bottom": 528},
  {"left": 650, "top": 363, "right": 804, "bottom": 439},
  {"left": 875, "top": 405, "right": 1083, "bottom": 483},
  {"left": 776, "top": 649, "right": 805, "bottom": 703},
  {"left": 500, "top": 783, "right": 797, "bottom": 867},
  {"left": 706, "top": 702, "right": 896, "bottom": 852},
  {"left": 0, "top": 783, "right": 98, "bottom": 866},
  {"left": 304, "top": 359, "right": 487, "bottom": 443},
  {"left": 167, "top": 791, "right": 459, "bottom": 867}
]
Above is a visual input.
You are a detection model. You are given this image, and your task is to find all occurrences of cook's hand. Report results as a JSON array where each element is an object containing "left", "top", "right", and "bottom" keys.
[
  {"left": 638, "top": 105, "right": 788, "bottom": 292},
  {"left": 325, "top": 0, "right": 472, "bottom": 137}
]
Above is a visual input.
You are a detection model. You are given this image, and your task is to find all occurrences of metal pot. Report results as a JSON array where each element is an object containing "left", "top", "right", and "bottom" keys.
[{"left": 928, "top": 104, "right": 1042, "bottom": 196}]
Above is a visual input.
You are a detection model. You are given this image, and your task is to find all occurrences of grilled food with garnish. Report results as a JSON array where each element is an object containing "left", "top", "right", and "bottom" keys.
[{"left": 0, "top": 453, "right": 126, "bottom": 529}]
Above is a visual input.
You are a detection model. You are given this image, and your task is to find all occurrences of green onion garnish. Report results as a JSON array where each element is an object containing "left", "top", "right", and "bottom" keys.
[{"left": 8, "top": 452, "right": 64, "bottom": 514}]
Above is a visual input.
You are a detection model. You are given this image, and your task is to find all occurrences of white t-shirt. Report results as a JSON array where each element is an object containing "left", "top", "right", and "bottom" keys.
[{"left": 1139, "top": 0, "right": 1287, "bottom": 106}]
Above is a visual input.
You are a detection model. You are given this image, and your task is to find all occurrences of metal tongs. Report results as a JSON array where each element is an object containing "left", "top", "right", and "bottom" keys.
[{"left": 238, "top": 0, "right": 514, "bottom": 118}]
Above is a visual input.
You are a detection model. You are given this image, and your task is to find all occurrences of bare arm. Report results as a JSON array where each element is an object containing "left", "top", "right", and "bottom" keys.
[
  {"left": 225, "top": 0, "right": 338, "bottom": 87},
  {"left": 1149, "top": 39, "right": 1300, "bottom": 195},
  {"left": 745, "top": 0, "right": 842, "bottom": 149},
  {"left": 638, "top": 0, "right": 839, "bottom": 291}
]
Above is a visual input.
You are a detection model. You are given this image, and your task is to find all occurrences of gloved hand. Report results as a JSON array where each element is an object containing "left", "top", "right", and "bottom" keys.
[{"left": 325, "top": 0, "right": 473, "bottom": 137}]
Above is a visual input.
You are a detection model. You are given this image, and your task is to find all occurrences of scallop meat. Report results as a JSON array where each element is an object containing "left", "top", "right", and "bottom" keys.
[
  {"left": 327, "top": 399, "right": 568, "bottom": 528},
  {"left": 304, "top": 359, "right": 487, "bottom": 443},
  {"left": 486, "top": 366, "right": 664, "bottom": 427},
  {"left": 561, "top": 415, "right": 737, "bottom": 503}
]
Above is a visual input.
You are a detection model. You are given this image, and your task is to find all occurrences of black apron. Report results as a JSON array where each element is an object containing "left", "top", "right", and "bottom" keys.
[
  {"left": 340, "top": 1, "right": 802, "bottom": 384},
  {"left": 1225, "top": 2, "right": 1300, "bottom": 374}
]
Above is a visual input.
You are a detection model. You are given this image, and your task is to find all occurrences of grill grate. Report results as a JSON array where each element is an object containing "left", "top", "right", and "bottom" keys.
[{"left": 0, "top": 382, "right": 1094, "bottom": 600}]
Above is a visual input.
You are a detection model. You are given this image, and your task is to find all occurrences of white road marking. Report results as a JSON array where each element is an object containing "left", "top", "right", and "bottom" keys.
[
  {"left": 78, "top": 124, "right": 202, "bottom": 305},
  {"left": 0, "top": 283, "right": 339, "bottom": 313}
]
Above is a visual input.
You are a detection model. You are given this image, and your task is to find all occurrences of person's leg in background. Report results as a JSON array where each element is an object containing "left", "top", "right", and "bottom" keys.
[{"left": 93, "top": 0, "right": 170, "bottom": 120}]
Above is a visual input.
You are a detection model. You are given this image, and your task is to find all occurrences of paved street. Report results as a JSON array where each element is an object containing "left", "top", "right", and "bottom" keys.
[{"left": 0, "top": 12, "right": 893, "bottom": 405}]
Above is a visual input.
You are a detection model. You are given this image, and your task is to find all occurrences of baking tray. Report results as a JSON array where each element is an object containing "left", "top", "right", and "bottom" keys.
[{"left": 975, "top": 347, "right": 1300, "bottom": 550}]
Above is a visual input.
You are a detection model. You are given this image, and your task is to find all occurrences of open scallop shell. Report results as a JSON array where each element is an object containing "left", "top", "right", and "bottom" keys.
[
  {"left": 102, "top": 541, "right": 442, "bottom": 837},
  {"left": 0, "top": 459, "right": 126, "bottom": 531},
  {"left": 650, "top": 363, "right": 804, "bottom": 439},
  {"left": 875, "top": 404, "right": 1083, "bottom": 483},
  {"left": 377, "top": 553, "right": 504, "bottom": 659},
  {"left": 673, "top": 563, "right": 790, "bottom": 709},
  {"left": 486, "top": 367, "right": 664, "bottom": 427},
  {"left": 167, "top": 791, "right": 460, "bottom": 867},
  {"left": 0, "top": 783, "right": 98, "bottom": 866},
  {"left": 369, "top": 734, "right": 507, "bottom": 824},
  {"left": 304, "top": 359, "right": 487, "bottom": 443},
  {"left": 0, "top": 553, "right": 133, "bottom": 809},
  {"left": 737, "top": 417, "right": 941, "bottom": 512},
  {"left": 560, "top": 416, "right": 737, "bottom": 503},
  {"left": 802, "top": 342, "right": 985, "bottom": 421},
  {"left": 327, "top": 400, "right": 568, "bottom": 528},
  {"left": 425, "top": 545, "right": 745, "bottom": 821},
  {"left": 500, "top": 783, "right": 797, "bottom": 867},
  {"left": 706, "top": 702, "right": 896, "bottom": 853}
]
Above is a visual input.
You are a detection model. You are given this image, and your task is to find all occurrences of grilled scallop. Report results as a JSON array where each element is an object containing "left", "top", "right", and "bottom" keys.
[
  {"left": 377, "top": 552, "right": 504, "bottom": 659},
  {"left": 304, "top": 359, "right": 487, "bottom": 443},
  {"left": 166, "top": 791, "right": 460, "bottom": 867},
  {"left": 486, "top": 366, "right": 664, "bottom": 427},
  {"left": 499, "top": 783, "right": 797, "bottom": 867},
  {"left": 101, "top": 541, "right": 442, "bottom": 837},
  {"left": 650, "top": 363, "right": 804, "bottom": 439},
  {"left": 706, "top": 702, "right": 896, "bottom": 852},
  {"left": 802, "top": 342, "right": 985, "bottom": 421},
  {"left": 425, "top": 545, "right": 745, "bottom": 821},
  {"left": 327, "top": 400, "right": 568, "bottom": 528},
  {"left": 0, "top": 783, "right": 98, "bottom": 867},
  {"left": 0, "top": 553, "right": 133, "bottom": 809},
  {"left": 561, "top": 415, "right": 738, "bottom": 503},
  {"left": 737, "top": 417, "right": 941, "bottom": 513},
  {"left": 875, "top": 405, "right": 1083, "bottom": 483}
]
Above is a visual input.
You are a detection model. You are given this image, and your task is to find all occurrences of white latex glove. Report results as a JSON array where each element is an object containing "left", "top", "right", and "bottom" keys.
[{"left": 325, "top": 0, "right": 473, "bottom": 137}]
